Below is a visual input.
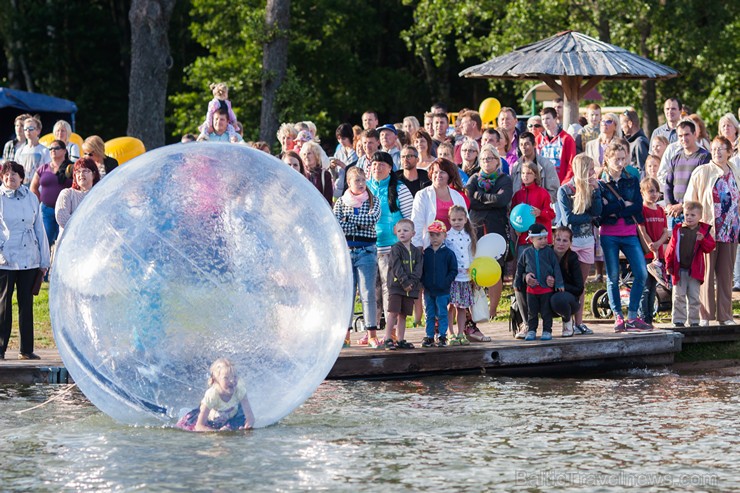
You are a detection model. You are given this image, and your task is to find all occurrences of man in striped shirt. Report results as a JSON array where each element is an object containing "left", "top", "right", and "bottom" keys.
[{"left": 664, "top": 120, "right": 711, "bottom": 229}]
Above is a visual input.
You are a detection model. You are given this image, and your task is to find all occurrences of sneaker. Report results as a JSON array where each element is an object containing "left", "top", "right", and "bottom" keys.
[
  {"left": 384, "top": 338, "right": 396, "bottom": 350},
  {"left": 449, "top": 335, "right": 461, "bottom": 346},
  {"left": 721, "top": 320, "right": 736, "bottom": 326},
  {"left": 625, "top": 317, "right": 653, "bottom": 332},
  {"left": 515, "top": 327, "right": 527, "bottom": 339},
  {"left": 421, "top": 337, "right": 435, "bottom": 348},
  {"left": 699, "top": 320, "right": 710, "bottom": 327},
  {"left": 18, "top": 352, "right": 41, "bottom": 360},
  {"left": 562, "top": 320, "right": 574, "bottom": 337},
  {"left": 436, "top": 336, "right": 448, "bottom": 348},
  {"left": 396, "top": 339, "right": 415, "bottom": 349},
  {"left": 647, "top": 261, "right": 670, "bottom": 289},
  {"left": 673, "top": 322, "right": 685, "bottom": 327},
  {"left": 524, "top": 331, "right": 537, "bottom": 341},
  {"left": 541, "top": 332, "right": 553, "bottom": 341},
  {"left": 614, "top": 315, "right": 626, "bottom": 333},
  {"left": 357, "top": 333, "right": 369, "bottom": 346},
  {"left": 458, "top": 334, "right": 470, "bottom": 346},
  {"left": 368, "top": 337, "right": 382, "bottom": 349},
  {"left": 574, "top": 323, "right": 594, "bottom": 335},
  {"left": 342, "top": 338, "right": 351, "bottom": 348}
]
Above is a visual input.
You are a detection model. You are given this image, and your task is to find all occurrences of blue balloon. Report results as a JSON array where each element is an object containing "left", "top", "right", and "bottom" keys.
[{"left": 510, "top": 203, "right": 536, "bottom": 233}]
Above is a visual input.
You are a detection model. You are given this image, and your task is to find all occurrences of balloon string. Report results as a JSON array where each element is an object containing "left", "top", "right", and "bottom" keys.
[{"left": 15, "top": 383, "right": 78, "bottom": 414}]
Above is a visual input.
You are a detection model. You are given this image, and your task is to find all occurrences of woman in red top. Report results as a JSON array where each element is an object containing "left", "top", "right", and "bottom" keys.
[{"left": 511, "top": 162, "right": 555, "bottom": 254}]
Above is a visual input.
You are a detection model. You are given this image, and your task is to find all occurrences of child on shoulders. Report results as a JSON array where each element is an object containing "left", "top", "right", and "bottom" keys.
[
  {"left": 665, "top": 201, "right": 716, "bottom": 327},
  {"left": 384, "top": 219, "right": 423, "bottom": 350},
  {"left": 198, "top": 82, "right": 240, "bottom": 142},
  {"left": 421, "top": 220, "right": 457, "bottom": 348},
  {"left": 514, "top": 223, "right": 564, "bottom": 341}
]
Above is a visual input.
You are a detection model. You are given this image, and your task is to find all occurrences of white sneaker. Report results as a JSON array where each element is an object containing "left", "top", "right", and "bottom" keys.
[
  {"left": 699, "top": 320, "right": 710, "bottom": 327},
  {"left": 721, "top": 320, "right": 736, "bottom": 326},
  {"left": 562, "top": 320, "right": 574, "bottom": 337}
]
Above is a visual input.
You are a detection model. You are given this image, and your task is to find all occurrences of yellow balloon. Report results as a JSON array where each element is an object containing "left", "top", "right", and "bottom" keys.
[
  {"left": 479, "top": 97, "right": 502, "bottom": 127},
  {"left": 105, "top": 136, "right": 146, "bottom": 165},
  {"left": 470, "top": 256, "right": 501, "bottom": 288},
  {"left": 40, "top": 132, "right": 84, "bottom": 149}
]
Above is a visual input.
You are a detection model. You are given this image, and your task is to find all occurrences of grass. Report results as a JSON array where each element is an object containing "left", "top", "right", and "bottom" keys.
[{"left": 675, "top": 341, "right": 740, "bottom": 362}]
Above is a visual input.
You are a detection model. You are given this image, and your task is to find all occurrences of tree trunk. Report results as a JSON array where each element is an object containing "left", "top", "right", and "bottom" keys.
[
  {"left": 259, "top": 0, "right": 290, "bottom": 146},
  {"left": 127, "top": 0, "right": 176, "bottom": 150},
  {"left": 637, "top": 21, "right": 657, "bottom": 135}
]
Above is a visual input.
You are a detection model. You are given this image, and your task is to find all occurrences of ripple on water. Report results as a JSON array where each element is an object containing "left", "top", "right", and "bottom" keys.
[{"left": 0, "top": 373, "right": 737, "bottom": 492}]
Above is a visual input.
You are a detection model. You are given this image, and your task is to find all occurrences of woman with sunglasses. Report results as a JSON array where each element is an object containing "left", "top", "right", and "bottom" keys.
[
  {"left": 586, "top": 112, "right": 622, "bottom": 175},
  {"left": 29, "top": 140, "right": 73, "bottom": 249},
  {"left": 81, "top": 136, "right": 118, "bottom": 178},
  {"left": 15, "top": 116, "right": 51, "bottom": 185}
]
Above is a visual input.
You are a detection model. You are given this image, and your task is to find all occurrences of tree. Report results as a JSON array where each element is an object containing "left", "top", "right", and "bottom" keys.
[
  {"left": 128, "top": 0, "right": 177, "bottom": 150},
  {"left": 259, "top": 0, "right": 290, "bottom": 145}
]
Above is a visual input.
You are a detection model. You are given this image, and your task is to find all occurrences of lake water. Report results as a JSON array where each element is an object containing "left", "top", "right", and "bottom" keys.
[{"left": 1, "top": 369, "right": 736, "bottom": 492}]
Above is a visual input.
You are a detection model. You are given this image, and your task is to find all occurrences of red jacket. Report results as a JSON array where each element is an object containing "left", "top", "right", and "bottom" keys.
[
  {"left": 511, "top": 182, "right": 556, "bottom": 245},
  {"left": 664, "top": 222, "right": 715, "bottom": 285}
]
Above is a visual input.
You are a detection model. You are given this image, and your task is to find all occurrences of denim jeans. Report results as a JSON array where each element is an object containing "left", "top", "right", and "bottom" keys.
[
  {"left": 40, "top": 203, "right": 59, "bottom": 247},
  {"left": 601, "top": 234, "right": 647, "bottom": 318},
  {"left": 639, "top": 274, "right": 657, "bottom": 324},
  {"left": 424, "top": 292, "right": 450, "bottom": 338},
  {"left": 349, "top": 245, "right": 377, "bottom": 329}
]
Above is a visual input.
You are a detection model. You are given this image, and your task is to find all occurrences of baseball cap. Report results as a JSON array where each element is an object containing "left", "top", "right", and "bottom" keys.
[{"left": 428, "top": 220, "right": 447, "bottom": 234}]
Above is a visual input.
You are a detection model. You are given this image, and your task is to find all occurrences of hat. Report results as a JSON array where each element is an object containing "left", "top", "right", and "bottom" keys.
[
  {"left": 371, "top": 151, "right": 394, "bottom": 168},
  {"left": 428, "top": 220, "right": 447, "bottom": 234},
  {"left": 527, "top": 223, "right": 548, "bottom": 240},
  {"left": 377, "top": 124, "right": 398, "bottom": 135},
  {"left": 294, "top": 130, "right": 314, "bottom": 143}
]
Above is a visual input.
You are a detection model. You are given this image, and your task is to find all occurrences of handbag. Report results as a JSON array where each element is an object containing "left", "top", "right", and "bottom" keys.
[
  {"left": 471, "top": 286, "right": 489, "bottom": 323},
  {"left": 603, "top": 181, "right": 650, "bottom": 255}
]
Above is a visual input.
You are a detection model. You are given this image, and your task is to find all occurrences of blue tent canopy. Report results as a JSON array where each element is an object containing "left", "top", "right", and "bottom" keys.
[{"left": 0, "top": 87, "right": 78, "bottom": 139}]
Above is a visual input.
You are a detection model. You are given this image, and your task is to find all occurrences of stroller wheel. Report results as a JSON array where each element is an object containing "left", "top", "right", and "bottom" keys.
[
  {"left": 352, "top": 315, "right": 365, "bottom": 332},
  {"left": 591, "top": 289, "right": 612, "bottom": 319}
]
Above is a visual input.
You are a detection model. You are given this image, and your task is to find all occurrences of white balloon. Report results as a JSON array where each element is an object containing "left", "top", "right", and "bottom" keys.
[{"left": 476, "top": 233, "right": 507, "bottom": 260}]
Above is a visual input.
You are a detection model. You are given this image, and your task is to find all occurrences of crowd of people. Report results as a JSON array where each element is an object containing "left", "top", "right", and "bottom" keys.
[
  {"left": 2, "top": 85, "right": 740, "bottom": 357},
  {"left": 262, "top": 97, "right": 740, "bottom": 347},
  {"left": 0, "top": 113, "right": 113, "bottom": 360}
]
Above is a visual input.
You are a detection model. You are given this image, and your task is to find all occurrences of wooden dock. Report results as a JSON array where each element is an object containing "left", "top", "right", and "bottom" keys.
[
  {"left": 330, "top": 321, "right": 683, "bottom": 378},
  {"left": 4, "top": 319, "right": 740, "bottom": 383}
]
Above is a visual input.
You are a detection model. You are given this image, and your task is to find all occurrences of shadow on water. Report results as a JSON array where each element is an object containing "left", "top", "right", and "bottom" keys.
[{"left": 1, "top": 370, "right": 737, "bottom": 492}]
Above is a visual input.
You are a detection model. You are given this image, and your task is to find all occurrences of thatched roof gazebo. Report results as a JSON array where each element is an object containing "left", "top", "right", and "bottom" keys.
[{"left": 459, "top": 31, "right": 679, "bottom": 127}]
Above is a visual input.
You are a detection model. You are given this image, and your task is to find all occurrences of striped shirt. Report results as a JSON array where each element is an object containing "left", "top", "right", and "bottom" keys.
[{"left": 665, "top": 148, "right": 710, "bottom": 205}]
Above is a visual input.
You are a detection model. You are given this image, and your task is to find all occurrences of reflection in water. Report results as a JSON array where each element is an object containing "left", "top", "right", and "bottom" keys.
[{"left": 1, "top": 371, "right": 737, "bottom": 492}]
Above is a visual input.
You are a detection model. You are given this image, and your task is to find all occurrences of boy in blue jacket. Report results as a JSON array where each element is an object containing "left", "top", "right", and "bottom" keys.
[
  {"left": 514, "top": 223, "right": 564, "bottom": 341},
  {"left": 421, "top": 220, "right": 458, "bottom": 347}
]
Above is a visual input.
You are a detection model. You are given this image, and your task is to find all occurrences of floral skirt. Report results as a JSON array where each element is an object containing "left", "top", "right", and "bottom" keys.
[
  {"left": 450, "top": 280, "right": 474, "bottom": 308},
  {"left": 175, "top": 404, "right": 246, "bottom": 431}
]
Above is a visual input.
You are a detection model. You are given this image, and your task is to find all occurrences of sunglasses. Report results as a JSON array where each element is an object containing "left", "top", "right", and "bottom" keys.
[
  {"left": 24, "top": 127, "right": 36, "bottom": 132},
  {"left": 527, "top": 124, "right": 542, "bottom": 129},
  {"left": 602, "top": 120, "right": 615, "bottom": 125},
  {"left": 49, "top": 146, "right": 63, "bottom": 151},
  {"left": 84, "top": 152, "right": 94, "bottom": 157}
]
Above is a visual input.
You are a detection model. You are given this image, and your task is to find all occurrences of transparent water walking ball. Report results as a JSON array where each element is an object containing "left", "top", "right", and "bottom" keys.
[{"left": 49, "top": 143, "right": 353, "bottom": 428}]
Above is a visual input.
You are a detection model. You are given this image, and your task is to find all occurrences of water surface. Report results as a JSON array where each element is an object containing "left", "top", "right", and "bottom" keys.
[{"left": 1, "top": 370, "right": 736, "bottom": 492}]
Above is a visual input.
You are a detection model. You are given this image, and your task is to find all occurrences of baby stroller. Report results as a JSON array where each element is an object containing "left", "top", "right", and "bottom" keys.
[{"left": 591, "top": 257, "right": 672, "bottom": 319}]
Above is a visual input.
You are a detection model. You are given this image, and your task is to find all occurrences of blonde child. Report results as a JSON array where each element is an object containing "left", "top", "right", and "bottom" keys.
[
  {"left": 639, "top": 177, "right": 670, "bottom": 326},
  {"left": 176, "top": 358, "right": 255, "bottom": 432},
  {"left": 445, "top": 205, "right": 476, "bottom": 345},
  {"left": 198, "top": 82, "right": 239, "bottom": 142},
  {"left": 384, "top": 218, "right": 423, "bottom": 350}
]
